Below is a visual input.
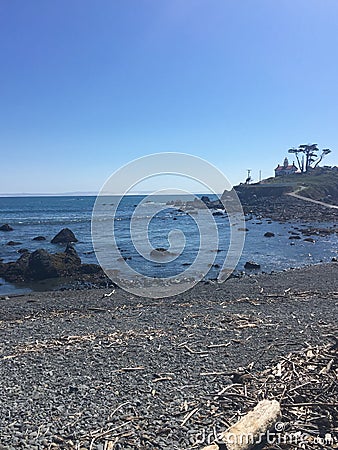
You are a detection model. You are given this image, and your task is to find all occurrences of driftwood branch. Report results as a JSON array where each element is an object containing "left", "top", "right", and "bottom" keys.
[{"left": 202, "top": 399, "right": 281, "bottom": 450}]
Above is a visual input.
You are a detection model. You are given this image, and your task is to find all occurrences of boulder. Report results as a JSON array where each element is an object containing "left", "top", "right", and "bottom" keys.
[
  {"left": 244, "top": 261, "right": 261, "bottom": 270},
  {"left": 0, "top": 224, "right": 13, "bottom": 231},
  {"left": 264, "top": 232, "right": 275, "bottom": 238},
  {"left": 26, "top": 249, "right": 59, "bottom": 280},
  {"left": 150, "top": 247, "right": 175, "bottom": 258},
  {"left": 6, "top": 241, "right": 22, "bottom": 246},
  {"left": 289, "top": 235, "right": 301, "bottom": 240},
  {"left": 304, "top": 238, "right": 316, "bottom": 243},
  {"left": 0, "top": 245, "right": 83, "bottom": 282},
  {"left": 17, "top": 248, "right": 29, "bottom": 254},
  {"left": 32, "top": 236, "right": 46, "bottom": 241},
  {"left": 79, "top": 264, "right": 102, "bottom": 274},
  {"left": 0, "top": 252, "right": 31, "bottom": 282},
  {"left": 63, "top": 243, "right": 81, "bottom": 266},
  {"left": 26, "top": 245, "right": 81, "bottom": 280},
  {"left": 51, "top": 228, "right": 78, "bottom": 244}
]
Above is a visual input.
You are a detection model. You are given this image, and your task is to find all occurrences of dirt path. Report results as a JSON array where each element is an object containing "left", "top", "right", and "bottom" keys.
[{"left": 287, "top": 185, "right": 338, "bottom": 209}]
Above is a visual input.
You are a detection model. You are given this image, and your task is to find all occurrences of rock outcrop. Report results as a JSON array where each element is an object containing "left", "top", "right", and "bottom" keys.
[
  {"left": 0, "top": 245, "right": 83, "bottom": 282},
  {"left": 51, "top": 228, "right": 78, "bottom": 244},
  {"left": 244, "top": 261, "right": 261, "bottom": 270},
  {"left": 0, "top": 224, "right": 13, "bottom": 231}
]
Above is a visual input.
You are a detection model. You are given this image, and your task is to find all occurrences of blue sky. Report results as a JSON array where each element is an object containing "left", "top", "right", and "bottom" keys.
[{"left": 0, "top": 0, "right": 337, "bottom": 194}]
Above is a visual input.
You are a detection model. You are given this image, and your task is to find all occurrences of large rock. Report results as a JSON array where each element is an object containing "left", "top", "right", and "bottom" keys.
[
  {"left": 244, "top": 260, "right": 261, "bottom": 270},
  {"left": 0, "top": 224, "right": 13, "bottom": 231},
  {"left": 0, "top": 245, "right": 83, "bottom": 282},
  {"left": 51, "top": 228, "right": 78, "bottom": 244},
  {"left": 26, "top": 249, "right": 59, "bottom": 280},
  {"left": 6, "top": 241, "right": 22, "bottom": 246},
  {"left": 26, "top": 245, "right": 81, "bottom": 280},
  {"left": 264, "top": 232, "right": 275, "bottom": 238},
  {"left": 32, "top": 236, "right": 46, "bottom": 241},
  {"left": 0, "top": 252, "right": 31, "bottom": 282}
]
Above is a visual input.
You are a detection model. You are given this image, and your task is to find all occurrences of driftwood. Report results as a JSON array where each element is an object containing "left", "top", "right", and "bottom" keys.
[
  {"left": 201, "top": 400, "right": 281, "bottom": 450},
  {"left": 200, "top": 341, "right": 337, "bottom": 450}
]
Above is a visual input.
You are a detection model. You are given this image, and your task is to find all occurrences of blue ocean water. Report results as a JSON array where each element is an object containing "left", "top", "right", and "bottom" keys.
[{"left": 0, "top": 195, "right": 337, "bottom": 295}]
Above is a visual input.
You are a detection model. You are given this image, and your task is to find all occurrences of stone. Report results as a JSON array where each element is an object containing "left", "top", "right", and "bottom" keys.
[
  {"left": 150, "top": 248, "right": 175, "bottom": 258},
  {"left": 289, "top": 235, "right": 301, "bottom": 240},
  {"left": 264, "top": 232, "right": 275, "bottom": 237},
  {"left": 304, "top": 238, "right": 316, "bottom": 243},
  {"left": 0, "top": 224, "right": 13, "bottom": 231},
  {"left": 79, "top": 264, "right": 102, "bottom": 274},
  {"left": 26, "top": 249, "right": 59, "bottom": 280},
  {"left": 32, "top": 236, "right": 46, "bottom": 241},
  {"left": 17, "top": 248, "right": 29, "bottom": 254},
  {"left": 51, "top": 228, "right": 78, "bottom": 244},
  {"left": 244, "top": 261, "right": 261, "bottom": 270},
  {"left": 201, "top": 195, "right": 211, "bottom": 204},
  {"left": 6, "top": 241, "right": 21, "bottom": 246}
]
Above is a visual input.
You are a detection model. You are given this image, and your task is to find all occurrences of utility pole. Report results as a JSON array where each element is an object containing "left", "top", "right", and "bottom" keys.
[
  {"left": 245, "top": 169, "right": 251, "bottom": 184},
  {"left": 259, "top": 170, "right": 262, "bottom": 182}
]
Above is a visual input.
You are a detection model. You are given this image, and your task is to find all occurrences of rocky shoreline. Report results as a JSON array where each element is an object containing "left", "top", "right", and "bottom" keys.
[{"left": 0, "top": 263, "right": 337, "bottom": 449}]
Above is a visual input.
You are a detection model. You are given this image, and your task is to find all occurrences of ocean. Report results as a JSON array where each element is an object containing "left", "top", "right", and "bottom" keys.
[{"left": 0, "top": 195, "right": 336, "bottom": 295}]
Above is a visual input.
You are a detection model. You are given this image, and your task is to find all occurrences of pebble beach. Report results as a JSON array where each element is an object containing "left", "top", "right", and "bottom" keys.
[{"left": 1, "top": 263, "right": 337, "bottom": 449}]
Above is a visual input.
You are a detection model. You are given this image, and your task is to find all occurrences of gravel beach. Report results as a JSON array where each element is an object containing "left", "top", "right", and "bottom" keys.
[{"left": 0, "top": 263, "right": 337, "bottom": 449}]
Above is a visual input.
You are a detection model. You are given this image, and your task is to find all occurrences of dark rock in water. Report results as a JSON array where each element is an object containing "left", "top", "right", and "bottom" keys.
[
  {"left": 0, "top": 245, "right": 82, "bottom": 282},
  {"left": 51, "top": 228, "right": 78, "bottom": 244},
  {"left": 0, "top": 224, "right": 13, "bottom": 231},
  {"left": 150, "top": 247, "right": 174, "bottom": 258},
  {"left": 289, "top": 235, "right": 301, "bottom": 240},
  {"left": 264, "top": 232, "right": 275, "bottom": 238},
  {"left": 238, "top": 227, "right": 249, "bottom": 232},
  {"left": 64, "top": 243, "right": 82, "bottom": 265},
  {"left": 26, "top": 245, "right": 81, "bottom": 280},
  {"left": 244, "top": 261, "right": 261, "bottom": 270},
  {"left": 33, "top": 236, "right": 46, "bottom": 241},
  {"left": 304, "top": 238, "right": 316, "bottom": 243},
  {"left": 6, "top": 241, "right": 22, "bottom": 246},
  {"left": 26, "top": 249, "right": 59, "bottom": 280},
  {"left": 212, "top": 211, "right": 224, "bottom": 216},
  {"left": 332, "top": 257, "right": 338, "bottom": 262},
  {"left": 17, "top": 248, "right": 29, "bottom": 254},
  {"left": 0, "top": 252, "right": 31, "bottom": 282}
]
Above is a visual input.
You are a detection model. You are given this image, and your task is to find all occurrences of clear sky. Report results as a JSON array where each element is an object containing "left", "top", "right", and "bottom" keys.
[{"left": 0, "top": 0, "right": 338, "bottom": 194}]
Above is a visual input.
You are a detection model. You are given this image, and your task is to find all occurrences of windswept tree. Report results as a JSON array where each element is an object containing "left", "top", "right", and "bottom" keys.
[{"left": 288, "top": 144, "right": 331, "bottom": 172}]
